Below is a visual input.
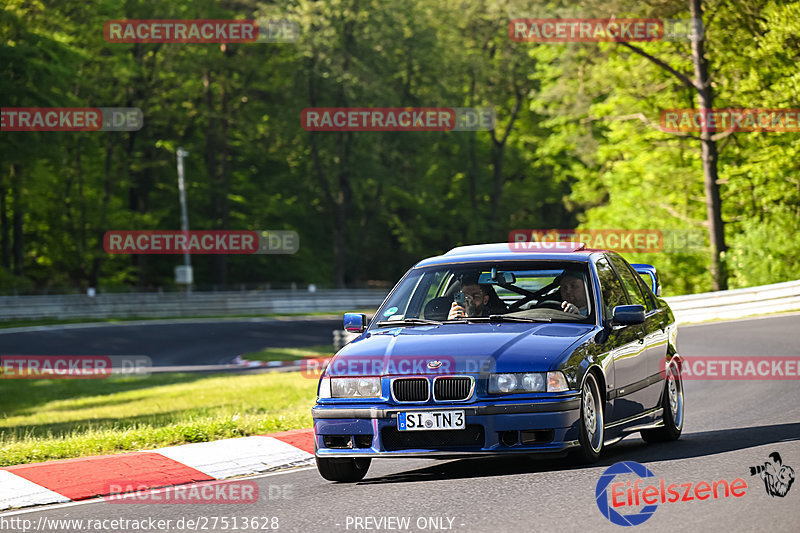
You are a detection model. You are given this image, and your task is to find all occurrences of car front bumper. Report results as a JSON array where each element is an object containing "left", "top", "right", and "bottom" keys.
[{"left": 313, "top": 396, "right": 581, "bottom": 458}]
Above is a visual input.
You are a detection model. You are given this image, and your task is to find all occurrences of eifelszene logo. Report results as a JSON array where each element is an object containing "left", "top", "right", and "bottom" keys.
[
  {"left": 595, "top": 461, "right": 748, "bottom": 526},
  {"left": 596, "top": 461, "right": 658, "bottom": 526},
  {"left": 750, "top": 452, "right": 795, "bottom": 498}
]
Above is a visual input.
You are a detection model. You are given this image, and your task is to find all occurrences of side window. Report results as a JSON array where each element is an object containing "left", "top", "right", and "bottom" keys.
[
  {"left": 608, "top": 255, "right": 647, "bottom": 309},
  {"left": 415, "top": 270, "right": 448, "bottom": 318},
  {"left": 595, "top": 257, "right": 628, "bottom": 320},
  {"left": 632, "top": 271, "right": 657, "bottom": 312}
]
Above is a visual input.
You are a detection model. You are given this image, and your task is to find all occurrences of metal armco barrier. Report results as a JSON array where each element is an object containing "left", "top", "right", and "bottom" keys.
[
  {"left": 332, "top": 329, "right": 359, "bottom": 351},
  {"left": 664, "top": 279, "right": 800, "bottom": 323},
  {"left": 1, "top": 279, "right": 798, "bottom": 323},
  {"left": 0, "top": 289, "right": 390, "bottom": 320}
]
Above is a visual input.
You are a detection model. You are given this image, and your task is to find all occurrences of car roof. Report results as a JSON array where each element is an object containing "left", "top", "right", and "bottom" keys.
[{"left": 413, "top": 242, "right": 605, "bottom": 268}]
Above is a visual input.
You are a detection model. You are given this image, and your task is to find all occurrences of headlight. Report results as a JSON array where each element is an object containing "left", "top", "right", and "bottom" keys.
[
  {"left": 522, "top": 372, "right": 545, "bottom": 391},
  {"left": 547, "top": 371, "right": 569, "bottom": 392},
  {"left": 489, "top": 372, "right": 565, "bottom": 393},
  {"left": 357, "top": 378, "right": 381, "bottom": 397},
  {"left": 495, "top": 373, "right": 517, "bottom": 393},
  {"left": 329, "top": 377, "right": 381, "bottom": 398}
]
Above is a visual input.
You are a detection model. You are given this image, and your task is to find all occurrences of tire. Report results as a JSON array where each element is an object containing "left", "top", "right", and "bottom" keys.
[
  {"left": 575, "top": 371, "right": 604, "bottom": 463},
  {"left": 315, "top": 457, "right": 371, "bottom": 482},
  {"left": 641, "top": 362, "right": 684, "bottom": 443}
]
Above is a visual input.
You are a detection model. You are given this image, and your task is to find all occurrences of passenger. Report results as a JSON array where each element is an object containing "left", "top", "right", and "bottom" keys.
[{"left": 560, "top": 271, "right": 589, "bottom": 316}]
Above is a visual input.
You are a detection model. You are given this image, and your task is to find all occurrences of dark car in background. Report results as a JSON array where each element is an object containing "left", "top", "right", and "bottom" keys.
[{"left": 312, "top": 242, "right": 684, "bottom": 482}]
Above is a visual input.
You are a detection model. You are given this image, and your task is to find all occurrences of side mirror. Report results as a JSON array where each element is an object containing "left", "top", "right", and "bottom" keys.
[
  {"left": 343, "top": 312, "right": 367, "bottom": 333},
  {"left": 611, "top": 305, "right": 645, "bottom": 326}
]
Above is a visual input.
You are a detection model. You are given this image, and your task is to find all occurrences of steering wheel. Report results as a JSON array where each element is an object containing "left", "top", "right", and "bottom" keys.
[{"left": 535, "top": 300, "right": 564, "bottom": 310}]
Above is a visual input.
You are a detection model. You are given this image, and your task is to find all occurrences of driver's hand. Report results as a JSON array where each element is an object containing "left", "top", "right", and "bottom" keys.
[
  {"left": 448, "top": 302, "right": 466, "bottom": 319},
  {"left": 561, "top": 301, "right": 580, "bottom": 315}
]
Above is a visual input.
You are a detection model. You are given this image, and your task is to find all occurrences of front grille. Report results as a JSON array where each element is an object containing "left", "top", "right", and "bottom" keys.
[
  {"left": 392, "top": 378, "right": 429, "bottom": 402},
  {"left": 382, "top": 425, "right": 485, "bottom": 451},
  {"left": 433, "top": 377, "right": 472, "bottom": 401}
]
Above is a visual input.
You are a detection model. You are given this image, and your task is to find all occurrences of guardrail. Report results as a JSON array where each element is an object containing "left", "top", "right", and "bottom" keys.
[
  {"left": 328, "top": 279, "right": 800, "bottom": 348},
  {"left": 0, "top": 289, "right": 390, "bottom": 320},
  {"left": 664, "top": 279, "right": 800, "bottom": 324},
  {"left": 2, "top": 279, "right": 799, "bottom": 324}
]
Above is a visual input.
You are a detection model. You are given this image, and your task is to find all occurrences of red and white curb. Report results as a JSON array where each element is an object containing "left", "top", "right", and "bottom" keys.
[{"left": 0, "top": 429, "right": 314, "bottom": 511}]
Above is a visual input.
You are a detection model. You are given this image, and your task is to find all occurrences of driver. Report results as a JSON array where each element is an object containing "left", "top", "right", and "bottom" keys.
[
  {"left": 560, "top": 270, "right": 589, "bottom": 316},
  {"left": 448, "top": 281, "right": 490, "bottom": 319}
]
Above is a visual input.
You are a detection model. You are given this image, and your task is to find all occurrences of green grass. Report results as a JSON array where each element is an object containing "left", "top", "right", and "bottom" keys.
[
  {"left": 0, "top": 372, "right": 318, "bottom": 467},
  {"left": 240, "top": 344, "right": 335, "bottom": 362}
]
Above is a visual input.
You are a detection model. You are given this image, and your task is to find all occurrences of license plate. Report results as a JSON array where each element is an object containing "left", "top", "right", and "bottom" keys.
[{"left": 398, "top": 410, "right": 465, "bottom": 431}]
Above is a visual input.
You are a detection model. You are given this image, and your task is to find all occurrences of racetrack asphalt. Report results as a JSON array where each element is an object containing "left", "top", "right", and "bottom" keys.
[
  {"left": 0, "top": 318, "right": 341, "bottom": 366},
  {"left": 2, "top": 314, "right": 799, "bottom": 532}
]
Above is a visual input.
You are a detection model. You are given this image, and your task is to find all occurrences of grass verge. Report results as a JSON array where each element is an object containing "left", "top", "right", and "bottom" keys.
[
  {"left": 0, "top": 371, "right": 318, "bottom": 467},
  {"left": 240, "top": 345, "right": 335, "bottom": 362}
]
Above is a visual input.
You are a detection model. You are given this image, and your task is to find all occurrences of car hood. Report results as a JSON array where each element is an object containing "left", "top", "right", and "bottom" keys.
[{"left": 327, "top": 322, "right": 597, "bottom": 376}]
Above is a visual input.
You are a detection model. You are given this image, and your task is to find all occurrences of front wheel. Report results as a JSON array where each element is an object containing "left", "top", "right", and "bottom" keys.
[
  {"left": 315, "top": 457, "right": 371, "bottom": 482},
  {"left": 641, "top": 362, "right": 684, "bottom": 443},
  {"left": 575, "top": 371, "right": 604, "bottom": 463}
]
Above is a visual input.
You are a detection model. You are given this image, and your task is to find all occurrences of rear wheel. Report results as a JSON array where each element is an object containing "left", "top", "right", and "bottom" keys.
[
  {"left": 641, "top": 362, "right": 683, "bottom": 443},
  {"left": 315, "top": 457, "right": 371, "bottom": 482},
  {"left": 575, "top": 371, "right": 604, "bottom": 463}
]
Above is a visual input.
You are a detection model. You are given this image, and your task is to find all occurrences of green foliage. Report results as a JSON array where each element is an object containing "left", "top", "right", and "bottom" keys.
[{"left": 1, "top": 0, "right": 798, "bottom": 295}]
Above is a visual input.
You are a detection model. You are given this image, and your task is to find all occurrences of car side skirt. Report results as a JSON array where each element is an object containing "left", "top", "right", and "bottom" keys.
[{"left": 603, "top": 407, "right": 665, "bottom": 446}]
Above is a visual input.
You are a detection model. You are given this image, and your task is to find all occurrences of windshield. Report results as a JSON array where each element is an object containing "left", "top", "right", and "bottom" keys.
[{"left": 373, "top": 261, "right": 595, "bottom": 326}]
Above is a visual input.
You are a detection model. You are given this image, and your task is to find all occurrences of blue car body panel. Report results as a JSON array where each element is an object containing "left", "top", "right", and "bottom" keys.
[{"left": 312, "top": 244, "right": 679, "bottom": 458}]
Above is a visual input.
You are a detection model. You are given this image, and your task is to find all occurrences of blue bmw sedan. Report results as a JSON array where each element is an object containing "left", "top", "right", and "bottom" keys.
[{"left": 312, "top": 242, "right": 684, "bottom": 481}]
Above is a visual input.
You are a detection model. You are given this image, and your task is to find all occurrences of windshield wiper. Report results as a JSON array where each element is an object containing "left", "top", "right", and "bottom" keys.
[
  {"left": 375, "top": 318, "right": 442, "bottom": 327},
  {"left": 486, "top": 315, "right": 552, "bottom": 323}
]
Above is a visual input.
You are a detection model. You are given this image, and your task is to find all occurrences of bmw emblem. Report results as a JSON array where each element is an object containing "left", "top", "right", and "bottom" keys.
[{"left": 427, "top": 360, "right": 442, "bottom": 369}]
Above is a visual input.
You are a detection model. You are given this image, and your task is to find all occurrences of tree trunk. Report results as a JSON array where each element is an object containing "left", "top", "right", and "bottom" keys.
[
  {"left": 690, "top": 0, "right": 727, "bottom": 290},
  {"left": 90, "top": 136, "right": 115, "bottom": 288},
  {"left": 489, "top": 140, "right": 504, "bottom": 235},
  {"left": 466, "top": 75, "right": 479, "bottom": 242},
  {"left": 10, "top": 164, "right": 23, "bottom": 276},
  {"left": 214, "top": 77, "right": 230, "bottom": 287},
  {"left": 0, "top": 170, "right": 10, "bottom": 269},
  {"left": 620, "top": 0, "right": 728, "bottom": 291},
  {"left": 488, "top": 90, "right": 523, "bottom": 237},
  {"left": 333, "top": 131, "right": 353, "bottom": 288}
]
